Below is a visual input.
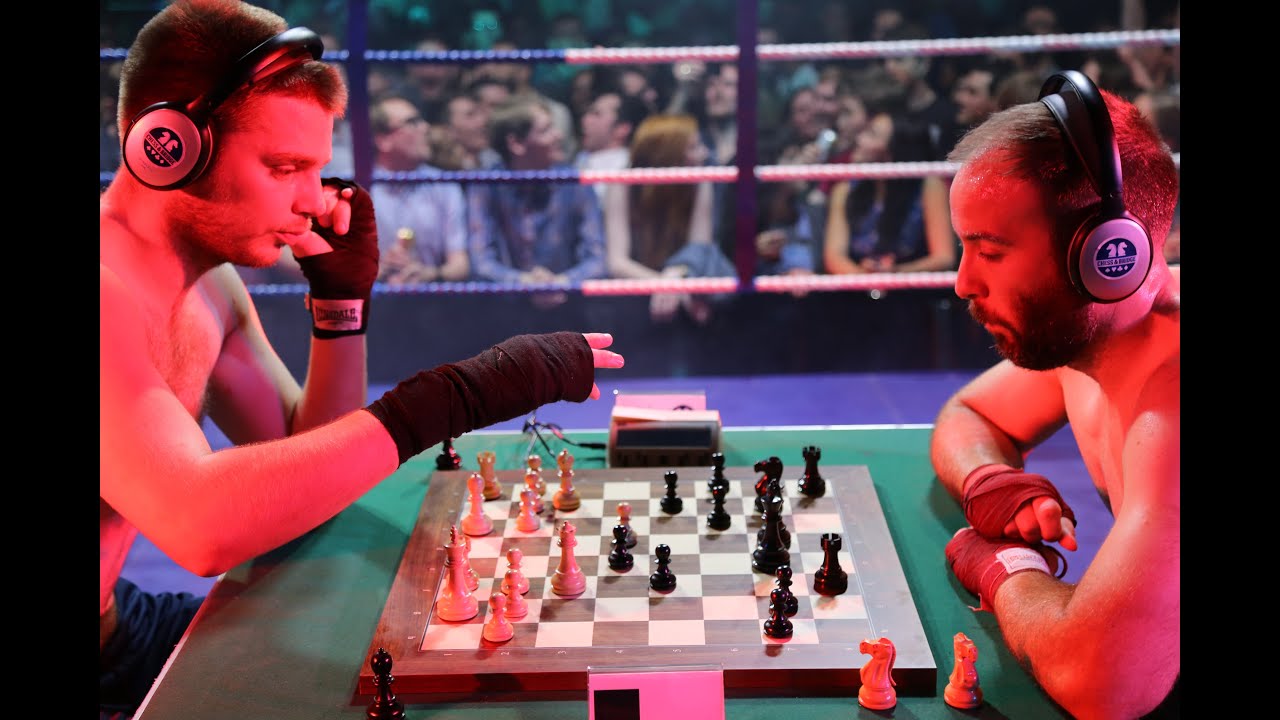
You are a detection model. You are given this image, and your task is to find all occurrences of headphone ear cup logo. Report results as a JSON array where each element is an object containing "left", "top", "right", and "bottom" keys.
[
  {"left": 1069, "top": 214, "right": 1152, "bottom": 303},
  {"left": 121, "top": 104, "right": 212, "bottom": 190}
]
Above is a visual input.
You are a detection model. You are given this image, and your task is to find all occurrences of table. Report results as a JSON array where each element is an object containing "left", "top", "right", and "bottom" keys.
[{"left": 134, "top": 427, "right": 1070, "bottom": 719}]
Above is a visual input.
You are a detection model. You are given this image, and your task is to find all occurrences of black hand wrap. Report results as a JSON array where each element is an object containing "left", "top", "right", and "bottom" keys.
[
  {"left": 366, "top": 332, "right": 594, "bottom": 466},
  {"left": 298, "top": 178, "right": 380, "bottom": 338}
]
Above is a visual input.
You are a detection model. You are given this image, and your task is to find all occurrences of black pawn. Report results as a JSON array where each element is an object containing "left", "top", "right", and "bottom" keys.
[
  {"left": 367, "top": 647, "right": 405, "bottom": 720},
  {"left": 763, "top": 588, "right": 794, "bottom": 639},
  {"left": 707, "top": 482, "right": 732, "bottom": 531},
  {"left": 813, "top": 532, "right": 849, "bottom": 596},
  {"left": 436, "top": 437, "right": 462, "bottom": 470},
  {"left": 708, "top": 452, "right": 730, "bottom": 499},
  {"left": 660, "top": 470, "right": 683, "bottom": 514},
  {"left": 608, "top": 524, "right": 634, "bottom": 571},
  {"left": 798, "top": 445, "right": 826, "bottom": 497},
  {"left": 775, "top": 565, "right": 799, "bottom": 617},
  {"left": 649, "top": 543, "right": 677, "bottom": 592}
]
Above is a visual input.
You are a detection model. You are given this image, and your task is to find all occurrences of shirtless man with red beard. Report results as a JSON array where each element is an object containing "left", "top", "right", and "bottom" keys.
[{"left": 931, "top": 71, "right": 1179, "bottom": 720}]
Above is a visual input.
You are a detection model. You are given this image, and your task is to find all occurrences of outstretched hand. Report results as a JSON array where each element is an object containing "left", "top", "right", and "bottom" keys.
[{"left": 583, "top": 333, "right": 624, "bottom": 400}]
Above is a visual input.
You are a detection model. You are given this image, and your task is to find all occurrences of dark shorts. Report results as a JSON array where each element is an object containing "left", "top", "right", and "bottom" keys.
[{"left": 99, "top": 577, "right": 204, "bottom": 719}]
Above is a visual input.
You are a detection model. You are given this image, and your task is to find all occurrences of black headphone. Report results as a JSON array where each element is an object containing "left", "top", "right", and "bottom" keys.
[
  {"left": 121, "top": 27, "right": 324, "bottom": 191},
  {"left": 1038, "top": 70, "right": 1152, "bottom": 303}
]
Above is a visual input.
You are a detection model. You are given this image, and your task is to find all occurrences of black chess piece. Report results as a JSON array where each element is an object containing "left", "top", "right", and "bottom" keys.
[
  {"left": 798, "top": 445, "right": 826, "bottom": 497},
  {"left": 660, "top": 470, "right": 683, "bottom": 514},
  {"left": 707, "top": 481, "right": 732, "bottom": 531},
  {"left": 813, "top": 532, "right": 849, "bottom": 596},
  {"left": 436, "top": 437, "right": 462, "bottom": 471},
  {"left": 753, "top": 456, "right": 783, "bottom": 513},
  {"left": 751, "top": 494, "right": 791, "bottom": 574},
  {"left": 608, "top": 524, "right": 635, "bottom": 571},
  {"left": 755, "top": 477, "right": 791, "bottom": 549},
  {"left": 367, "top": 647, "right": 406, "bottom": 720},
  {"left": 649, "top": 543, "right": 677, "bottom": 592},
  {"left": 708, "top": 452, "right": 730, "bottom": 500},
  {"left": 775, "top": 565, "right": 799, "bottom": 617},
  {"left": 763, "top": 587, "right": 794, "bottom": 639}
]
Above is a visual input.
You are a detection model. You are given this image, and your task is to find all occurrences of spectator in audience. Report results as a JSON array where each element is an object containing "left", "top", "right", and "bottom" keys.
[
  {"left": 994, "top": 68, "right": 1045, "bottom": 110},
  {"left": 369, "top": 94, "right": 469, "bottom": 285},
  {"left": 467, "top": 96, "right": 607, "bottom": 292},
  {"left": 603, "top": 114, "right": 730, "bottom": 324},
  {"left": 405, "top": 36, "right": 462, "bottom": 124},
  {"left": 465, "top": 73, "right": 514, "bottom": 117},
  {"left": 473, "top": 38, "right": 578, "bottom": 158},
  {"left": 951, "top": 58, "right": 1018, "bottom": 136},
  {"left": 880, "top": 22, "right": 962, "bottom": 159},
  {"left": 823, "top": 108, "right": 956, "bottom": 274},
  {"left": 442, "top": 91, "right": 501, "bottom": 170},
  {"left": 575, "top": 89, "right": 651, "bottom": 204}
]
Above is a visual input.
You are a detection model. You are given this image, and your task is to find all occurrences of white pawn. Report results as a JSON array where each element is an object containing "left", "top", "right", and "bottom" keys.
[
  {"left": 553, "top": 448, "right": 581, "bottom": 511},
  {"left": 435, "top": 537, "right": 478, "bottom": 621},
  {"left": 551, "top": 521, "right": 586, "bottom": 597},
  {"left": 460, "top": 472, "right": 494, "bottom": 536},
  {"left": 503, "top": 582, "right": 528, "bottom": 619},
  {"left": 516, "top": 488, "right": 541, "bottom": 532},
  {"left": 482, "top": 592, "right": 514, "bottom": 643},
  {"left": 524, "top": 468, "right": 545, "bottom": 514},
  {"left": 501, "top": 548, "right": 530, "bottom": 596},
  {"left": 527, "top": 454, "right": 547, "bottom": 498}
]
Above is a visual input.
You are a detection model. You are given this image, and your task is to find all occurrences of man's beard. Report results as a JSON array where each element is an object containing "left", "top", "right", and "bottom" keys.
[{"left": 970, "top": 289, "right": 1098, "bottom": 371}]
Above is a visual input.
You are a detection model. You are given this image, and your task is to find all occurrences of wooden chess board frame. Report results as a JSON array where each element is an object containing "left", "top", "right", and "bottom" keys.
[{"left": 359, "top": 465, "right": 936, "bottom": 699}]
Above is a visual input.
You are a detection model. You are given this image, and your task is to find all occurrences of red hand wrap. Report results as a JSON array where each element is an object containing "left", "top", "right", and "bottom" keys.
[
  {"left": 945, "top": 527, "right": 1065, "bottom": 612},
  {"left": 961, "top": 464, "right": 1077, "bottom": 538}
]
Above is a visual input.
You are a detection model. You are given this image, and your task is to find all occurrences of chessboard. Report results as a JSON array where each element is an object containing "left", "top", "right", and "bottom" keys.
[{"left": 358, "top": 456, "right": 936, "bottom": 700}]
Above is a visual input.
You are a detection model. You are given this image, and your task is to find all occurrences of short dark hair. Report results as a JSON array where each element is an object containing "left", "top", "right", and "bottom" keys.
[{"left": 614, "top": 93, "right": 651, "bottom": 144}]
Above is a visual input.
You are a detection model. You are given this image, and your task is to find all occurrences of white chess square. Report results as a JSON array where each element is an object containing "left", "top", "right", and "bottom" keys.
[
  {"left": 467, "top": 534, "right": 505, "bottom": 559},
  {"left": 698, "top": 553, "right": 749, "bottom": 575},
  {"left": 602, "top": 481, "right": 656, "bottom": 500},
  {"left": 648, "top": 619, "right": 705, "bottom": 646},
  {"left": 809, "top": 593, "right": 867, "bottom": 619},
  {"left": 645, "top": 534, "right": 700, "bottom": 556},
  {"left": 791, "top": 513, "right": 844, "bottom": 534},
  {"left": 420, "top": 620, "right": 483, "bottom": 651},
  {"left": 535, "top": 620, "right": 597, "bottom": 647},
  {"left": 593, "top": 596, "right": 650, "bottom": 623},
  {"left": 701, "top": 595, "right": 760, "bottom": 620},
  {"left": 557, "top": 498, "right": 605, "bottom": 518}
]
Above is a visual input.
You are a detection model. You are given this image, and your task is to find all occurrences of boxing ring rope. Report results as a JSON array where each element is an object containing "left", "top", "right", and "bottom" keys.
[{"left": 100, "top": 19, "right": 1180, "bottom": 298}]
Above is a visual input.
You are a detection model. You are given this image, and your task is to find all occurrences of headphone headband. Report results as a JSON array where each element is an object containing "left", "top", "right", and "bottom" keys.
[
  {"left": 187, "top": 26, "right": 324, "bottom": 123},
  {"left": 1038, "top": 70, "right": 1124, "bottom": 215}
]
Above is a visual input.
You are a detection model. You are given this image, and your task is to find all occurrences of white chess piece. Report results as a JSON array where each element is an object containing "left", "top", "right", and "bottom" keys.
[
  {"left": 450, "top": 525, "right": 479, "bottom": 591},
  {"left": 434, "top": 537, "right": 478, "bottom": 621},
  {"left": 477, "top": 450, "right": 501, "bottom": 500},
  {"left": 501, "top": 548, "right": 530, "bottom": 596},
  {"left": 553, "top": 448, "right": 581, "bottom": 511},
  {"left": 460, "top": 472, "right": 494, "bottom": 536},
  {"left": 524, "top": 468, "right": 545, "bottom": 514},
  {"left": 482, "top": 592, "right": 514, "bottom": 643},
  {"left": 550, "top": 521, "right": 586, "bottom": 597},
  {"left": 503, "top": 582, "right": 528, "bottom": 619},
  {"left": 516, "top": 488, "right": 541, "bottom": 532}
]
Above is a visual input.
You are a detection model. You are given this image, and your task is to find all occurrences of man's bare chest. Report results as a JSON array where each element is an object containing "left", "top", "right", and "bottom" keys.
[{"left": 144, "top": 293, "right": 226, "bottom": 418}]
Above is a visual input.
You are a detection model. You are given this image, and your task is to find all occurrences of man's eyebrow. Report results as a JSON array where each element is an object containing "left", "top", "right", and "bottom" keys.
[
  {"left": 959, "top": 232, "right": 1014, "bottom": 247},
  {"left": 263, "top": 152, "right": 320, "bottom": 166}
]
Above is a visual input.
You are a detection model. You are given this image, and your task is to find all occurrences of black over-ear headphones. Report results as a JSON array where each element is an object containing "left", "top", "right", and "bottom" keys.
[
  {"left": 121, "top": 27, "right": 324, "bottom": 191},
  {"left": 1038, "top": 70, "right": 1152, "bottom": 303}
]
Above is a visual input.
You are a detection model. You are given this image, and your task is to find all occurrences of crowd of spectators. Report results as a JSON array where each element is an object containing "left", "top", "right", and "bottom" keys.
[{"left": 101, "top": 0, "right": 1181, "bottom": 312}]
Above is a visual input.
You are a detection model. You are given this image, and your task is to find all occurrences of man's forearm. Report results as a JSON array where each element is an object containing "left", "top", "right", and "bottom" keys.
[{"left": 293, "top": 334, "right": 369, "bottom": 432}]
